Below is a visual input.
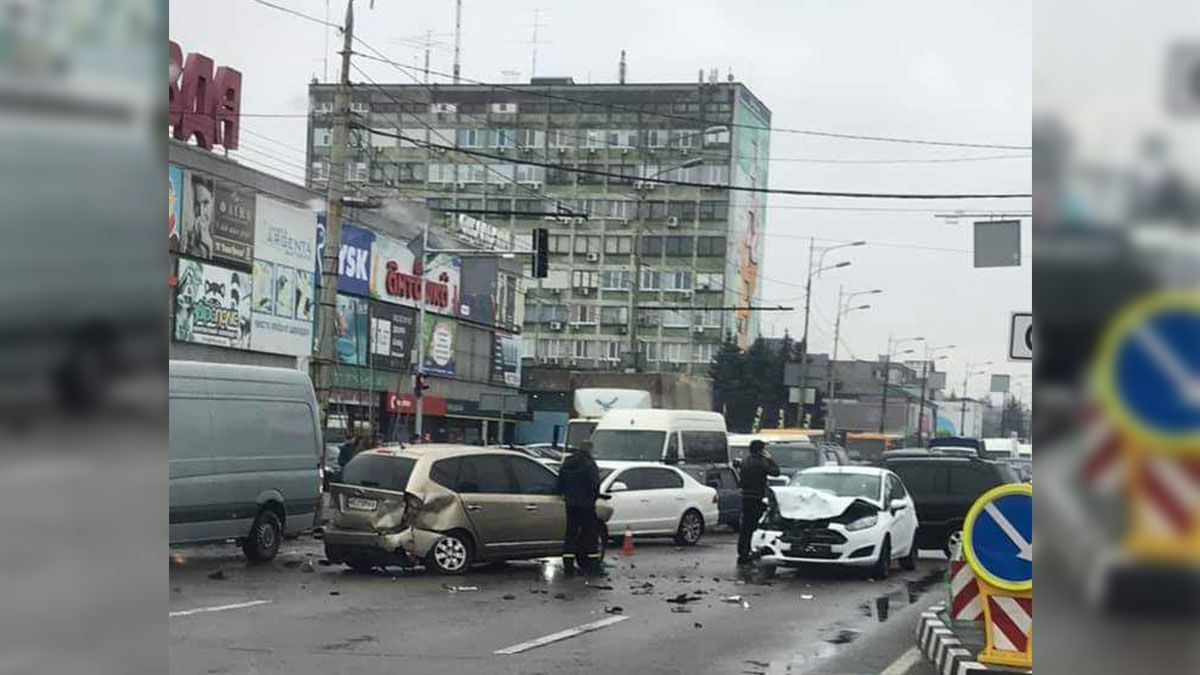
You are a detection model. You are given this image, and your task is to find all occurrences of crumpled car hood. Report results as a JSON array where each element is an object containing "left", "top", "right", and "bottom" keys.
[{"left": 771, "top": 486, "right": 878, "bottom": 520}]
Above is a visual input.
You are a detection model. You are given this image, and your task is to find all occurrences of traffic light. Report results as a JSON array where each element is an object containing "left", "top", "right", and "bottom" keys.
[
  {"left": 414, "top": 373, "right": 429, "bottom": 398},
  {"left": 532, "top": 228, "right": 549, "bottom": 278}
]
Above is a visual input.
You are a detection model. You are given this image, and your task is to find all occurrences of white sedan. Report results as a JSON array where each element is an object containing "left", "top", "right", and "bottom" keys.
[
  {"left": 750, "top": 466, "right": 919, "bottom": 578},
  {"left": 599, "top": 461, "right": 720, "bottom": 546}
]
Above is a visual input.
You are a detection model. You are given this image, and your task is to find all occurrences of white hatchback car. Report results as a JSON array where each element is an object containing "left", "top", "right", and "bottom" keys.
[
  {"left": 750, "top": 466, "right": 918, "bottom": 578},
  {"left": 599, "top": 461, "right": 720, "bottom": 546}
]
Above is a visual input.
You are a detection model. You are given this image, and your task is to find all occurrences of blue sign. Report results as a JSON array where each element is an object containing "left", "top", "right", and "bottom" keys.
[
  {"left": 962, "top": 484, "right": 1032, "bottom": 592},
  {"left": 338, "top": 224, "right": 374, "bottom": 297},
  {"left": 1108, "top": 303, "right": 1200, "bottom": 439}
]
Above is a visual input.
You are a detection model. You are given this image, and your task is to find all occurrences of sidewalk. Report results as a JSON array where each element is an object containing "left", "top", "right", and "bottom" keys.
[{"left": 915, "top": 604, "right": 1030, "bottom": 675}]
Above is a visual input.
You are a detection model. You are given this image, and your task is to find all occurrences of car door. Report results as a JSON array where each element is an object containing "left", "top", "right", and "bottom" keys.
[
  {"left": 606, "top": 467, "right": 656, "bottom": 533},
  {"left": 709, "top": 467, "right": 741, "bottom": 525},
  {"left": 888, "top": 461, "right": 949, "bottom": 548},
  {"left": 454, "top": 454, "right": 528, "bottom": 555},
  {"left": 506, "top": 456, "right": 567, "bottom": 554},
  {"left": 885, "top": 473, "right": 918, "bottom": 555},
  {"left": 641, "top": 467, "right": 687, "bottom": 532}
]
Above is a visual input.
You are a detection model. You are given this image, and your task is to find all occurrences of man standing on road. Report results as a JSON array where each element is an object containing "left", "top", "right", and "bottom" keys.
[
  {"left": 556, "top": 439, "right": 602, "bottom": 574},
  {"left": 738, "top": 440, "right": 780, "bottom": 567}
]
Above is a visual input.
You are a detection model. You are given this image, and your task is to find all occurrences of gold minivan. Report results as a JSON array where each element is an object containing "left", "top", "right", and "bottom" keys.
[{"left": 324, "top": 445, "right": 613, "bottom": 575}]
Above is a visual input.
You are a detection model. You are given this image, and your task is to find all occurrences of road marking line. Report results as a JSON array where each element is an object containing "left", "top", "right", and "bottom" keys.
[
  {"left": 879, "top": 646, "right": 922, "bottom": 675},
  {"left": 169, "top": 600, "right": 272, "bottom": 618},
  {"left": 493, "top": 615, "right": 630, "bottom": 655}
]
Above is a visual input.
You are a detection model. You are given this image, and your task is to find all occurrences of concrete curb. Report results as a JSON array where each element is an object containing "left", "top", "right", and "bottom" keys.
[{"left": 915, "top": 603, "right": 1027, "bottom": 675}]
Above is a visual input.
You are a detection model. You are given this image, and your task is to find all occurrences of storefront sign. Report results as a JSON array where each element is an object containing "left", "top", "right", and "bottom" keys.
[
  {"left": 338, "top": 224, "right": 375, "bottom": 297},
  {"left": 491, "top": 334, "right": 522, "bottom": 388},
  {"left": 250, "top": 197, "right": 317, "bottom": 356},
  {"left": 335, "top": 294, "right": 370, "bottom": 366},
  {"left": 178, "top": 170, "right": 255, "bottom": 268},
  {"left": 169, "top": 40, "right": 242, "bottom": 151},
  {"left": 370, "top": 302, "right": 416, "bottom": 371},
  {"left": 369, "top": 232, "right": 459, "bottom": 315},
  {"left": 174, "top": 258, "right": 252, "bottom": 349}
]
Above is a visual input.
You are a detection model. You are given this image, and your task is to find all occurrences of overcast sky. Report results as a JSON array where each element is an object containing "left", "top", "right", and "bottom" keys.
[{"left": 171, "top": 0, "right": 1033, "bottom": 400}]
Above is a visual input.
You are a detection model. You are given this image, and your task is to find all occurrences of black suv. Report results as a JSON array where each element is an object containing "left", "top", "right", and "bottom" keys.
[{"left": 879, "top": 454, "right": 1016, "bottom": 556}]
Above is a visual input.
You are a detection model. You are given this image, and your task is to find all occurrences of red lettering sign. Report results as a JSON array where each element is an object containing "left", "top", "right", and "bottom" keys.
[
  {"left": 169, "top": 40, "right": 241, "bottom": 151},
  {"left": 383, "top": 261, "right": 449, "bottom": 309}
]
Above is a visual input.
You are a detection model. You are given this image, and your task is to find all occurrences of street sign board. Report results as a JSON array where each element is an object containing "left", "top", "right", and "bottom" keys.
[
  {"left": 1097, "top": 291, "right": 1200, "bottom": 447},
  {"left": 974, "top": 220, "right": 1022, "bottom": 268},
  {"left": 1009, "top": 312, "right": 1032, "bottom": 361},
  {"left": 990, "top": 374, "right": 1011, "bottom": 393},
  {"left": 962, "top": 483, "right": 1033, "bottom": 592}
]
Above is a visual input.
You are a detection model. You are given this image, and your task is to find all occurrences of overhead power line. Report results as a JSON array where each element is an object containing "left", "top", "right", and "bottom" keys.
[{"left": 350, "top": 124, "right": 1032, "bottom": 200}]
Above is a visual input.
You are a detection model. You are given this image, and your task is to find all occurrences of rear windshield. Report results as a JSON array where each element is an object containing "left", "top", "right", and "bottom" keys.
[
  {"left": 341, "top": 454, "right": 417, "bottom": 492},
  {"left": 590, "top": 430, "right": 665, "bottom": 461},
  {"left": 767, "top": 444, "right": 821, "bottom": 471}
]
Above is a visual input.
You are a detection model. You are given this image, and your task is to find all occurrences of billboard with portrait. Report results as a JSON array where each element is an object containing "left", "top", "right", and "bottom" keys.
[
  {"left": 335, "top": 294, "right": 370, "bottom": 366},
  {"left": 422, "top": 316, "right": 457, "bottom": 377},
  {"left": 249, "top": 197, "right": 318, "bottom": 356},
  {"left": 179, "top": 170, "right": 255, "bottom": 268},
  {"left": 173, "top": 258, "right": 252, "bottom": 349},
  {"left": 370, "top": 302, "right": 416, "bottom": 372}
]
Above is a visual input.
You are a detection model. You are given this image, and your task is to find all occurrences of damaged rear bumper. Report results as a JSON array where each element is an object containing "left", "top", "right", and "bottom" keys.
[{"left": 323, "top": 526, "right": 444, "bottom": 567}]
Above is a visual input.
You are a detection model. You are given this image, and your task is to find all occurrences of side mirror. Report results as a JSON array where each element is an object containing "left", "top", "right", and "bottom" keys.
[
  {"left": 609, "top": 481, "right": 628, "bottom": 493},
  {"left": 889, "top": 499, "right": 907, "bottom": 512}
]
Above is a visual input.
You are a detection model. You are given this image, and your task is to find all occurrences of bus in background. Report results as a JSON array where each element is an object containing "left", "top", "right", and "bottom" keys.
[
  {"left": 844, "top": 432, "right": 903, "bottom": 462},
  {"left": 565, "top": 388, "right": 652, "bottom": 450}
]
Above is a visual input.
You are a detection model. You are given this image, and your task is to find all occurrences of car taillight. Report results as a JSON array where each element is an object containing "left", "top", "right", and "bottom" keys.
[{"left": 711, "top": 494, "right": 718, "bottom": 504}]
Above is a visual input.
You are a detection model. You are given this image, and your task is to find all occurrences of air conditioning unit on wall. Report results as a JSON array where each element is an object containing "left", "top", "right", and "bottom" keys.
[{"left": 549, "top": 321, "right": 564, "bottom": 331}]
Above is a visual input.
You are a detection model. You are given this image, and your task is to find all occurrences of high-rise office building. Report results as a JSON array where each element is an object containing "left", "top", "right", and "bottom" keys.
[{"left": 306, "top": 76, "right": 770, "bottom": 374}]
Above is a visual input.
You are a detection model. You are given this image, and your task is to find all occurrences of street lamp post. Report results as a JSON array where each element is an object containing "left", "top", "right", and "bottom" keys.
[
  {"left": 878, "top": 335, "right": 924, "bottom": 434},
  {"left": 915, "top": 344, "right": 955, "bottom": 445},
  {"left": 797, "top": 240, "right": 863, "bottom": 421},
  {"left": 628, "top": 158, "right": 702, "bottom": 372},
  {"left": 824, "top": 286, "right": 880, "bottom": 434},
  {"left": 959, "top": 360, "right": 994, "bottom": 435}
]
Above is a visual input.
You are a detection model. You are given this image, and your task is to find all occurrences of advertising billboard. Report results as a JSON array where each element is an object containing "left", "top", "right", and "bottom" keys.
[
  {"left": 491, "top": 333, "right": 522, "bottom": 387},
  {"left": 174, "top": 258, "right": 252, "bottom": 349},
  {"left": 422, "top": 316, "right": 457, "bottom": 377},
  {"left": 169, "top": 164, "right": 183, "bottom": 251},
  {"left": 460, "top": 257, "right": 498, "bottom": 324},
  {"left": 370, "top": 301, "right": 416, "bottom": 372},
  {"left": 178, "top": 170, "right": 255, "bottom": 268},
  {"left": 335, "top": 294, "right": 370, "bottom": 366},
  {"left": 726, "top": 93, "right": 771, "bottom": 349},
  {"left": 338, "top": 224, "right": 374, "bottom": 297},
  {"left": 249, "top": 197, "right": 318, "bottom": 356}
]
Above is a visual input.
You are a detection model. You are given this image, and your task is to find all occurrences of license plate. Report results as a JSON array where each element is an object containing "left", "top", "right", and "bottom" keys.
[{"left": 346, "top": 497, "right": 378, "bottom": 511}]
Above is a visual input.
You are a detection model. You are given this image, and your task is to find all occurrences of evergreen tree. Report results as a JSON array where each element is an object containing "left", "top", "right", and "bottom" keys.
[{"left": 711, "top": 334, "right": 752, "bottom": 431}]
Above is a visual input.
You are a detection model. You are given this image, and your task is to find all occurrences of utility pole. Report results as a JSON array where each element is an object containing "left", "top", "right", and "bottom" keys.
[
  {"left": 414, "top": 220, "right": 430, "bottom": 440},
  {"left": 825, "top": 285, "right": 844, "bottom": 434},
  {"left": 315, "top": 0, "right": 355, "bottom": 431},
  {"left": 627, "top": 188, "right": 646, "bottom": 371},
  {"left": 797, "top": 238, "right": 815, "bottom": 425},
  {"left": 916, "top": 357, "right": 931, "bottom": 445},
  {"left": 878, "top": 335, "right": 893, "bottom": 434}
]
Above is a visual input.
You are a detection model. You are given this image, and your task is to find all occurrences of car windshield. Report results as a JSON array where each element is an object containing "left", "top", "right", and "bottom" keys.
[
  {"left": 340, "top": 455, "right": 416, "bottom": 492},
  {"left": 566, "top": 421, "right": 597, "bottom": 450},
  {"left": 768, "top": 444, "right": 821, "bottom": 470},
  {"left": 590, "top": 430, "right": 665, "bottom": 461},
  {"left": 789, "top": 472, "right": 881, "bottom": 500}
]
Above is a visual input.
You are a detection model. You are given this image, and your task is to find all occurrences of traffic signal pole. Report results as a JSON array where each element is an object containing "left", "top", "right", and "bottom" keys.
[{"left": 414, "top": 219, "right": 430, "bottom": 441}]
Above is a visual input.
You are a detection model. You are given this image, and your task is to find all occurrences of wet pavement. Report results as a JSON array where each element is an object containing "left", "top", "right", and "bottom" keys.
[{"left": 169, "top": 531, "right": 946, "bottom": 675}]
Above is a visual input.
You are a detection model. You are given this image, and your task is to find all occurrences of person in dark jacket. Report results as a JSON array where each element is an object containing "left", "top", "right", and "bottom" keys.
[
  {"left": 555, "top": 440, "right": 602, "bottom": 573},
  {"left": 737, "top": 440, "right": 780, "bottom": 566},
  {"left": 337, "top": 434, "right": 361, "bottom": 469}
]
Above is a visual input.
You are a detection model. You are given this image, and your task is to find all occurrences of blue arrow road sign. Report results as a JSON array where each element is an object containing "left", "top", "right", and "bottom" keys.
[
  {"left": 1111, "top": 305, "right": 1200, "bottom": 438},
  {"left": 963, "top": 485, "right": 1033, "bottom": 591}
]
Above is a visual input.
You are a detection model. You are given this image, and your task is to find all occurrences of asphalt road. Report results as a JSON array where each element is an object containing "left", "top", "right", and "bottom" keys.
[{"left": 170, "top": 530, "right": 947, "bottom": 675}]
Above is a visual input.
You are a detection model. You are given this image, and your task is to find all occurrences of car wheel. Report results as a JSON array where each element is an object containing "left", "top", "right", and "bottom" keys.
[
  {"left": 426, "top": 531, "right": 473, "bottom": 575},
  {"left": 674, "top": 509, "right": 704, "bottom": 546},
  {"left": 943, "top": 528, "right": 963, "bottom": 559},
  {"left": 871, "top": 537, "right": 891, "bottom": 579},
  {"left": 243, "top": 510, "right": 282, "bottom": 563},
  {"left": 901, "top": 540, "right": 918, "bottom": 571}
]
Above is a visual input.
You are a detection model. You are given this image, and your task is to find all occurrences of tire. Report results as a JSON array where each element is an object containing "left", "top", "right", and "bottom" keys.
[
  {"left": 426, "top": 531, "right": 474, "bottom": 575},
  {"left": 674, "top": 509, "right": 704, "bottom": 546},
  {"left": 871, "top": 537, "right": 891, "bottom": 579},
  {"left": 243, "top": 510, "right": 282, "bottom": 563},
  {"left": 943, "top": 527, "right": 963, "bottom": 559},
  {"left": 901, "top": 539, "right": 918, "bottom": 571}
]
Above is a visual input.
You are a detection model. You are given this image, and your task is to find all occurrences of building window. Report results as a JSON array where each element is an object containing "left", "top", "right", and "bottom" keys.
[
  {"left": 428, "top": 163, "right": 457, "bottom": 183},
  {"left": 313, "top": 100, "right": 334, "bottom": 114},
  {"left": 573, "top": 235, "right": 601, "bottom": 255},
  {"left": 607, "top": 129, "right": 637, "bottom": 148},
  {"left": 572, "top": 270, "right": 598, "bottom": 288},
  {"left": 313, "top": 127, "right": 332, "bottom": 147},
  {"left": 662, "top": 309, "right": 690, "bottom": 328},
  {"left": 456, "top": 128, "right": 486, "bottom": 148},
  {"left": 601, "top": 341, "right": 622, "bottom": 362},
  {"left": 701, "top": 165, "right": 730, "bottom": 186},
  {"left": 550, "top": 235, "right": 572, "bottom": 254},
  {"left": 460, "top": 164, "right": 487, "bottom": 184},
  {"left": 430, "top": 102, "right": 458, "bottom": 114},
  {"left": 397, "top": 162, "right": 425, "bottom": 182},
  {"left": 641, "top": 236, "right": 663, "bottom": 256},
  {"left": 600, "top": 305, "right": 628, "bottom": 324},
  {"left": 347, "top": 161, "right": 368, "bottom": 182},
  {"left": 696, "top": 236, "right": 727, "bottom": 257},
  {"left": 490, "top": 102, "right": 518, "bottom": 114},
  {"left": 604, "top": 236, "right": 632, "bottom": 255},
  {"left": 546, "top": 164, "right": 574, "bottom": 185},
  {"left": 491, "top": 128, "right": 516, "bottom": 148},
  {"left": 516, "top": 128, "right": 545, "bottom": 147},
  {"left": 600, "top": 270, "right": 631, "bottom": 290},
  {"left": 310, "top": 161, "right": 329, "bottom": 181},
  {"left": 663, "top": 271, "right": 693, "bottom": 291},
  {"left": 515, "top": 164, "right": 546, "bottom": 184},
  {"left": 703, "top": 125, "right": 730, "bottom": 146},
  {"left": 486, "top": 163, "right": 516, "bottom": 184},
  {"left": 571, "top": 304, "right": 598, "bottom": 325},
  {"left": 349, "top": 100, "right": 370, "bottom": 114},
  {"left": 664, "top": 236, "right": 691, "bottom": 257},
  {"left": 641, "top": 340, "right": 659, "bottom": 362},
  {"left": 662, "top": 342, "right": 690, "bottom": 363},
  {"left": 549, "top": 129, "right": 574, "bottom": 149},
  {"left": 584, "top": 129, "right": 606, "bottom": 149},
  {"left": 693, "top": 343, "right": 716, "bottom": 363},
  {"left": 671, "top": 129, "right": 699, "bottom": 149},
  {"left": 640, "top": 270, "right": 661, "bottom": 290},
  {"left": 696, "top": 272, "right": 724, "bottom": 292},
  {"left": 700, "top": 309, "right": 724, "bottom": 327},
  {"left": 699, "top": 201, "right": 729, "bottom": 221},
  {"left": 573, "top": 340, "right": 595, "bottom": 359},
  {"left": 644, "top": 129, "right": 667, "bottom": 148},
  {"left": 537, "top": 338, "right": 567, "bottom": 358}
]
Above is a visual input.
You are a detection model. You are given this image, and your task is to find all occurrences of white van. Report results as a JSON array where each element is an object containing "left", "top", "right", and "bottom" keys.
[
  {"left": 169, "top": 361, "right": 322, "bottom": 561},
  {"left": 589, "top": 409, "right": 729, "bottom": 465},
  {"left": 981, "top": 437, "right": 1020, "bottom": 461}
]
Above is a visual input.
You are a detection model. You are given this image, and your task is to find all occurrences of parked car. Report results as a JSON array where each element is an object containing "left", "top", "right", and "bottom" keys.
[
  {"left": 683, "top": 465, "right": 743, "bottom": 530},
  {"left": 169, "top": 361, "right": 322, "bottom": 562},
  {"left": 324, "top": 446, "right": 613, "bottom": 575},
  {"left": 750, "top": 466, "right": 918, "bottom": 578},
  {"left": 729, "top": 434, "right": 846, "bottom": 486},
  {"left": 598, "top": 462, "right": 720, "bottom": 546},
  {"left": 590, "top": 409, "right": 729, "bottom": 466},
  {"left": 880, "top": 454, "right": 1017, "bottom": 556},
  {"left": 516, "top": 443, "right": 565, "bottom": 466}
]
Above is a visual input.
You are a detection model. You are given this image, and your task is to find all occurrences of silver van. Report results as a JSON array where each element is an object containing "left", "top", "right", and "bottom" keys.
[{"left": 169, "top": 361, "right": 322, "bottom": 561}]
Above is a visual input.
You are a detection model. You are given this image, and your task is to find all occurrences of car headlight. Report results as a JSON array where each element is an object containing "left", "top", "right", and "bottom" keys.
[{"left": 845, "top": 514, "right": 879, "bottom": 531}]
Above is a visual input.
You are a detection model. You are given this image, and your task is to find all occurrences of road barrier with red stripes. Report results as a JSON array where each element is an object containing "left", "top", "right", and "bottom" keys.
[
  {"left": 949, "top": 552, "right": 983, "bottom": 622},
  {"left": 980, "top": 592, "right": 1032, "bottom": 667}
]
